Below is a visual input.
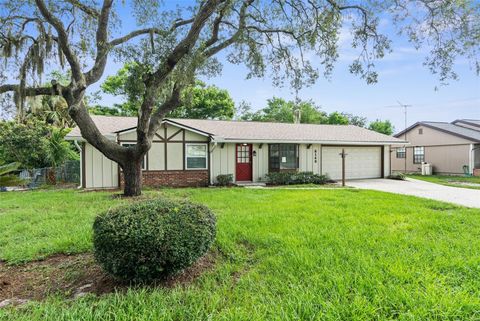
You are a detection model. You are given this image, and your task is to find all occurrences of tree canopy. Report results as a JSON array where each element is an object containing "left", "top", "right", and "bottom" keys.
[
  {"left": 368, "top": 119, "right": 395, "bottom": 135},
  {"left": 0, "top": 120, "right": 77, "bottom": 169},
  {"left": 100, "top": 63, "right": 235, "bottom": 119}
]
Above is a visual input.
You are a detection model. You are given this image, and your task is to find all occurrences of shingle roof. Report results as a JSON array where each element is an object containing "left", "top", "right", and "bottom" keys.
[
  {"left": 67, "top": 115, "right": 137, "bottom": 138},
  {"left": 452, "top": 119, "right": 480, "bottom": 129},
  {"left": 67, "top": 115, "right": 405, "bottom": 144},
  {"left": 395, "top": 121, "right": 480, "bottom": 142}
]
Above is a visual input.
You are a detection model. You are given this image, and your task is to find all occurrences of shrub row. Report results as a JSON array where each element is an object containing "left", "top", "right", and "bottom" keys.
[{"left": 266, "top": 171, "right": 330, "bottom": 185}]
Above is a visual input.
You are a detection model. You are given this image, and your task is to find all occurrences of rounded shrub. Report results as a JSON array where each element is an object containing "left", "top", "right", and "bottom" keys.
[{"left": 93, "top": 198, "right": 216, "bottom": 281}]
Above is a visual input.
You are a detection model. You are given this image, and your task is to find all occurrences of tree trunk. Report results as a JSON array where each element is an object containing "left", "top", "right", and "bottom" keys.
[
  {"left": 47, "top": 167, "right": 57, "bottom": 185},
  {"left": 122, "top": 159, "right": 143, "bottom": 197}
]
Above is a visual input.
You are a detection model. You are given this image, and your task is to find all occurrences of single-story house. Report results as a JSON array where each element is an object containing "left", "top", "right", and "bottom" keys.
[
  {"left": 66, "top": 115, "right": 406, "bottom": 189},
  {"left": 392, "top": 119, "right": 480, "bottom": 175}
]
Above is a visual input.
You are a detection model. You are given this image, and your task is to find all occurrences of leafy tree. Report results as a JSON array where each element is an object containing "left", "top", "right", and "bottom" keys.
[
  {"left": 326, "top": 112, "right": 349, "bottom": 125},
  {"left": 0, "top": 162, "right": 25, "bottom": 188},
  {"left": 0, "top": 1, "right": 478, "bottom": 195},
  {"left": 45, "top": 127, "right": 79, "bottom": 184},
  {"left": 0, "top": 121, "right": 77, "bottom": 170},
  {"left": 343, "top": 114, "right": 367, "bottom": 128},
  {"left": 0, "top": 121, "right": 51, "bottom": 169},
  {"left": 169, "top": 82, "right": 235, "bottom": 120},
  {"left": 247, "top": 98, "right": 327, "bottom": 124},
  {"left": 102, "top": 64, "right": 235, "bottom": 119},
  {"left": 369, "top": 119, "right": 395, "bottom": 135},
  {"left": 88, "top": 104, "right": 127, "bottom": 116}
]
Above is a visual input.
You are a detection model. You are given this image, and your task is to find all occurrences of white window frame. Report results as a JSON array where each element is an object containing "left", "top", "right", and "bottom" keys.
[
  {"left": 185, "top": 143, "right": 208, "bottom": 170},
  {"left": 396, "top": 147, "right": 406, "bottom": 159},
  {"left": 413, "top": 146, "right": 425, "bottom": 164},
  {"left": 120, "top": 143, "right": 147, "bottom": 170}
]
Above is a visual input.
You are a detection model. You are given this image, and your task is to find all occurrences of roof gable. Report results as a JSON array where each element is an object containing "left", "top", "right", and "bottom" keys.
[{"left": 395, "top": 121, "right": 480, "bottom": 142}]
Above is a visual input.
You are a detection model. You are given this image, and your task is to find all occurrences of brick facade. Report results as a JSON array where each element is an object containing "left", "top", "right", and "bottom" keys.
[{"left": 120, "top": 170, "right": 209, "bottom": 188}]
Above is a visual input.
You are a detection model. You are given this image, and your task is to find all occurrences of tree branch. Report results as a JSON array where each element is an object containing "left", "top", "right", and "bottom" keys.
[
  {"left": 34, "top": 0, "right": 84, "bottom": 83},
  {"left": 84, "top": 0, "right": 113, "bottom": 85},
  {"left": 0, "top": 83, "right": 66, "bottom": 96},
  {"left": 65, "top": 0, "right": 100, "bottom": 18},
  {"left": 108, "top": 28, "right": 168, "bottom": 47}
]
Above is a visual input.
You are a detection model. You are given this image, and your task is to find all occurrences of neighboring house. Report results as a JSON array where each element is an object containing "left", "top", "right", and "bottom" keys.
[
  {"left": 392, "top": 119, "right": 480, "bottom": 175},
  {"left": 66, "top": 115, "right": 405, "bottom": 189}
]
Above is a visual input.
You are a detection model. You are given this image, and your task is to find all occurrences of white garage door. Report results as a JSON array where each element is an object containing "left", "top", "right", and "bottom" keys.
[{"left": 322, "top": 146, "right": 382, "bottom": 180}]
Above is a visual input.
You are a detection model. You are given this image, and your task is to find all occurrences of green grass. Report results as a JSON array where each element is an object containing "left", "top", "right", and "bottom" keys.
[
  {"left": 1, "top": 188, "right": 480, "bottom": 320},
  {"left": 408, "top": 174, "right": 480, "bottom": 189}
]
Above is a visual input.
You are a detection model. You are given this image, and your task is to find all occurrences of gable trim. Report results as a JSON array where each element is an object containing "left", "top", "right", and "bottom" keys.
[{"left": 114, "top": 119, "right": 212, "bottom": 139}]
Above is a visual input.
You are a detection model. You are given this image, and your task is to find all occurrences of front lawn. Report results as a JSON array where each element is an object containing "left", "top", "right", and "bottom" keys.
[
  {"left": 1, "top": 188, "right": 480, "bottom": 320},
  {"left": 408, "top": 174, "right": 480, "bottom": 189}
]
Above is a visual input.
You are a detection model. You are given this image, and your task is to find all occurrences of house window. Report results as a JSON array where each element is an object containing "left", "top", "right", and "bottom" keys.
[
  {"left": 396, "top": 147, "right": 406, "bottom": 159},
  {"left": 269, "top": 144, "right": 299, "bottom": 171},
  {"left": 418, "top": 128, "right": 423, "bottom": 135},
  {"left": 186, "top": 144, "right": 208, "bottom": 169},
  {"left": 413, "top": 146, "right": 425, "bottom": 164},
  {"left": 120, "top": 143, "right": 146, "bottom": 170}
]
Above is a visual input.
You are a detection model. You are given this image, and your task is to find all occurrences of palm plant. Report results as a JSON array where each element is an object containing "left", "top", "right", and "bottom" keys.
[
  {"left": 45, "top": 128, "right": 78, "bottom": 184},
  {"left": 0, "top": 162, "right": 24, "bottom": 188}
]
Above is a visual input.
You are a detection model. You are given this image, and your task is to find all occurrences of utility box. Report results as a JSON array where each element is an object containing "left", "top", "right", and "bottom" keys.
[{"left": 421, "top": 163, "right": 432, "bottom": 176}]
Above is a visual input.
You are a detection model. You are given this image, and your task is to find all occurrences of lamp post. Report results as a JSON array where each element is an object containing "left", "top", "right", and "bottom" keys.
[{"left": 339, "top": 149, "right": 347, "bottom": 186}]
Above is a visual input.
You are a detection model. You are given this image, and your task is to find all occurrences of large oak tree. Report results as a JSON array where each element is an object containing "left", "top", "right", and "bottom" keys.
[{"left": 0, "top": 0, "right": 478, "bottom": 196}]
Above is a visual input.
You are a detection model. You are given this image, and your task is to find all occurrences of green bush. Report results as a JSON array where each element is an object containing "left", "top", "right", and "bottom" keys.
[
  {"left": 388, "top": 172, "right": 406, "bottom": 180},
  {"left": 93, "top": 198, "right": 216, "bottom": 281},
  {"left": 266, "top": 171, "right": 330, "bottom": 185},
  {"left": 216, "top": 174, "right": 233, "bottom": 186}
]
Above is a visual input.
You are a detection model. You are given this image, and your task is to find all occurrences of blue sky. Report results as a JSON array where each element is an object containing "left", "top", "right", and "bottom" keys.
[{"left": 92, "top": 2, "right": 480, "bottom": 133}]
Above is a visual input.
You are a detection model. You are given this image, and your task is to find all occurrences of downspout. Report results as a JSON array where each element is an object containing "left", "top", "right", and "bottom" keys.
[
  {"left": 209, "top": 139, "right": 217, "bottom": 185},
  {"left": 74, "top": 140, "right": 82, "bottom": 189}
]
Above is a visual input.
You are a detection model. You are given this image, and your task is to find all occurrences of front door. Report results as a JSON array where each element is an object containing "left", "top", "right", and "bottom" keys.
[{"left": 236, "top": 144, "right": 252, "bottom": 181}]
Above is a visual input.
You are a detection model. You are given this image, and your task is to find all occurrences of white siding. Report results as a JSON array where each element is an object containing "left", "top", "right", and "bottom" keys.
[
  {"left": 166, "top": 143, "right": 183, "bottom": 170},
  {"left": 210, "top": 143, "right": 236, "bottom": 183},
  {"left": 299, "top": 144, "right": 321, "bottom": 174},
  {"left": 84, "top": 143, "right": 118, "bottom": 188},
  {"left": 321, "top": 146, "right": 382, "bottom": 180},
  {"left": 149, "top": 142, "right": 165, "bottom": 170}
]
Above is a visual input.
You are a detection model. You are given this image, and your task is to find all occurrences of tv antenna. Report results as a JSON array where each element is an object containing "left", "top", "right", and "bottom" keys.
[{"left": 383, "top": 101, "right": 413, "bottom": 173}]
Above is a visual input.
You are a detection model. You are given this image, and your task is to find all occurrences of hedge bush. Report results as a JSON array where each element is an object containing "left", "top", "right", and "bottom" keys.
[
  {"left": 388, "top": 172, "right": 406, "bottom": 180},
  {"left": 266, "top": 171, "right": 330, "bottom": 185},
  {"left": 93, "top": 198, "right": 216, "bottom": 281},
  {"left": 216, "top": 174, "right": 233, "bottom": 186}
]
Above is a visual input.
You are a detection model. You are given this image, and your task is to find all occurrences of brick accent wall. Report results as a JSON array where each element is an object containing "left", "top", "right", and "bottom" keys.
[{"left": 120, "top": 170, "right": 209, "bottom": 188}]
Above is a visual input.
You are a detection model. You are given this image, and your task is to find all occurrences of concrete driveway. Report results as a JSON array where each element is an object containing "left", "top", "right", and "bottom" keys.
[{"left": 348, "top": 178, "right": 480, "bottom": 208}]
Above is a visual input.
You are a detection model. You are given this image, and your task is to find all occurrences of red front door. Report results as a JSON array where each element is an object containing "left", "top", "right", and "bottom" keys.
[{"left": 236, "top": 144, "right": 252, "bottom": 181}]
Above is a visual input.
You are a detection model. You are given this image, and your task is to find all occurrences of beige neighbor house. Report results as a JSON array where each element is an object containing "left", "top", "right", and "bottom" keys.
[
  {"left": 66, "top": 115, "right": 406, "bottom": 189},
  {"left": 392, "top": 119, "right": 480, "bottom": 175}
]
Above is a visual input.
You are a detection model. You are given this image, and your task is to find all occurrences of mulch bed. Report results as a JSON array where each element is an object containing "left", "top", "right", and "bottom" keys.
[{"left": 0, "top": 252, "right": 217, "bottom": 303}]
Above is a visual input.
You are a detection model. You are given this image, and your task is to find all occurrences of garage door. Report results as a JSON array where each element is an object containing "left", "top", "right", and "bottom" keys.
[{"left": 322, "top": 146, "right": 382, "bottom": 180}]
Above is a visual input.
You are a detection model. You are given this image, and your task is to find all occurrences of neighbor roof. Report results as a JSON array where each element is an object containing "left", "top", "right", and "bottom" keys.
[
  {"left": 395, "top": 121, "right": 480, "bottom": 142},
  {"left": 66, "top": 115, "right": 406, "bottom": 145},
  {"left": 452, "top": 119, "right": 480, "bottom": 129}
]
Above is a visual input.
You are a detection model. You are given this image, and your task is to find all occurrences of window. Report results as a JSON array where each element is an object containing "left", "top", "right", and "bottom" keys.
[
  {"left": 396, "top": 147, "right": 406, "bottom": 159},
  {"left": 418, "top": 128, "right": 423, "bottom": 135},
  {"left": 120, "top": 143, "right": 146, "bottom": 170},
  {"left": 269, "top": 144, "right": 299, "bottom": 171},
  {"left": 186, "top": 144, "right": 207, "bottom": 169},
  {"left": 237, "top": 144, "right": 251, "bottom": 163},
  {"left": 413, "top": 146, "right": 425, "bottom": 164}
]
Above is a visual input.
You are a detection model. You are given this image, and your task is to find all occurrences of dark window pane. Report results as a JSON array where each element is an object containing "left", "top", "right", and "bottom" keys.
[{"left": 187, "top": 157, "right": 206, "bottom": 169}]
